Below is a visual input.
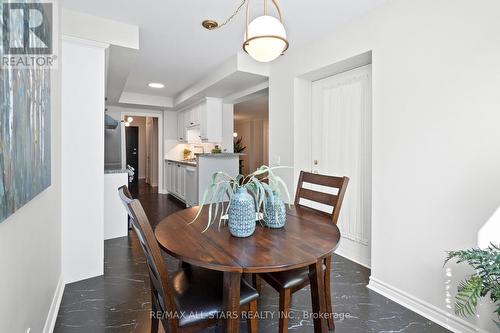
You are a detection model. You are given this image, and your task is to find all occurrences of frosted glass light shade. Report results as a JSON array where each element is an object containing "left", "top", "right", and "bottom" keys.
[{"left": 243, "top": 15, "right": 288, "bottom": 62}]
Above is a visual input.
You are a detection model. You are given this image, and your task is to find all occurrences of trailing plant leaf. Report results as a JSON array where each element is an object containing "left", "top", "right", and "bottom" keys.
[
  {"left": 454, "top": 275, "right": 484, "bottom": 317},
  {"left": 445, "top": 243, "right": 500, "bottom": 323}
]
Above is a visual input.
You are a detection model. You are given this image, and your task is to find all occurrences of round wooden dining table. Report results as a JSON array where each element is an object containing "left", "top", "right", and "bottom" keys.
[{"left": 155, "top": 205, "right": 341, "bottom": 333}]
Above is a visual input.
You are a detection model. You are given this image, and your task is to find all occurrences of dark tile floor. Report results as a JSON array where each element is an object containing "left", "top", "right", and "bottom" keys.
[{"left": 54, "top": 182, "right": 450, "bottom": 333}]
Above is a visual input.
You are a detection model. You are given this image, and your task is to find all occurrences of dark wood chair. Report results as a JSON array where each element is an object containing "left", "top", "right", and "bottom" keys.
[
  {"left": 118, "top": 186, "right": 259, "bottom": 333},
  {"left": 255, "top": 171, "right": 349, "bottom": 332}
]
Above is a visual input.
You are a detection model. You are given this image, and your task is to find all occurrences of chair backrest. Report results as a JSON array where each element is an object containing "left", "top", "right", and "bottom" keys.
[
  {"left": 294, "top": 171, "right": 349, "bottom": 224},
  {"left": 118, "top": 186, "right": 178, "bottom": 327}
]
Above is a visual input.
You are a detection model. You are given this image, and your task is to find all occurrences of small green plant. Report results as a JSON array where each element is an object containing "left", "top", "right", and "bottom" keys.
[
  {"left": 211, "top": 145, "right": 222, "bottom": 154},
  {"left": 190, "top": 165, "right": 291, "bottom": 232},
  {"left": 444, "top": 243, "right": 500, "bottom": 328},
  {"left": 233, "top": 137, "right": 246, "bottom": 174},
  {"left": 233, "top": 137, "right": 246, "bottom": 153}
]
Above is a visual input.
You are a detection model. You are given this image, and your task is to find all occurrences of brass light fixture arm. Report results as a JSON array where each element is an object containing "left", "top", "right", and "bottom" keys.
[{"left": 245, "top": 0, "right": 285, "bottom": 41}]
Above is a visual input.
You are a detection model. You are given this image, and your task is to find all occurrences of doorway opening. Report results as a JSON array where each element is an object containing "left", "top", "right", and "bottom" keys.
[
  {"left": 124, "top": 115, "right": 159, "bottom": 195},
  {"left": 233, "top": 92, "right": 269, "bottom": 176}
]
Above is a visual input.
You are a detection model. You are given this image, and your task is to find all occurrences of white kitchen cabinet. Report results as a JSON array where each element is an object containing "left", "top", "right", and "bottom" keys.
[
  {"left": 185, "top": 103, "right": 200, "bottom": 127},
  {"left": 176, "top": 163, "right": 186, "bottom": 200},
  {"left": 166, "top": 160, "right": 199, "bottom": 207},
  {"left": 166, "top": 161, "right": 176, "bottom": 194},
  {"left": 177, "top": 111, "right": 186, "bottom": 142},
  {"left": 176, "top": 98, "right": 222, "bottom": 143},
  {"left": 185, "top": 166, "right": 198, "bottom": 207},
  {"left": 200, "top": 98, "right": 222, "bottom": 143}
]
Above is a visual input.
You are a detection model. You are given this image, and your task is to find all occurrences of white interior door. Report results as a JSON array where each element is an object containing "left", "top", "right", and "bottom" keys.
[{"left": 311, "top": 65, "right": 372, "bottom": 268}]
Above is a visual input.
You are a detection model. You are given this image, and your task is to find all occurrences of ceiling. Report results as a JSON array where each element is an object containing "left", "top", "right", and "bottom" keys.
[{"left": 61, "top": 0, "right": 386, "bottom": 101}]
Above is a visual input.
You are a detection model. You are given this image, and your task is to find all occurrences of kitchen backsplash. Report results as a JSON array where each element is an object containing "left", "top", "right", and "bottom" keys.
[{"left": 165, "top": 142, "right": 218, "bottom": 161}]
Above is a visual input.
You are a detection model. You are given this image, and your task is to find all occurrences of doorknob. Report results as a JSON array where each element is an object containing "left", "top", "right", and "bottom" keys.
[{"left": 312, "top": 160, "right": 319, "bottom": 174}]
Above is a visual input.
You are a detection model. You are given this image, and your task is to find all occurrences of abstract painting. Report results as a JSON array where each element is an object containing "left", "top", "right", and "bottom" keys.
[{"left": 0, "top": 3, "right": 51, "bottom": 222}]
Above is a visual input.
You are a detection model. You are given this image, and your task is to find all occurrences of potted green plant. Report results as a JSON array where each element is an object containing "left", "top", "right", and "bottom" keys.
[
  {"left": 444, "top": 243, "right": 500, "bottom": 328},
  {"left": 233, "top": 137, "right": 246, "bottom": 174},
  {"left": 190, "top": 165, "right": 291, "bottom": 237}
]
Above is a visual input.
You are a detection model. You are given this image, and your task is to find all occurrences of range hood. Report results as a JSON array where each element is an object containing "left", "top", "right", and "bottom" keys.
[{"left": 105, "top": 114, "right": 119, "bottom": 130}]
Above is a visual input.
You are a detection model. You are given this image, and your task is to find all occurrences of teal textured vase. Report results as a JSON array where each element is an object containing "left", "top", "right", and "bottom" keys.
[
  {"left": 263, "top": 193, "right": 286, "bottom": 229},
  {"left": 228, "top": 187, "right": 256, "bottom": 237}
]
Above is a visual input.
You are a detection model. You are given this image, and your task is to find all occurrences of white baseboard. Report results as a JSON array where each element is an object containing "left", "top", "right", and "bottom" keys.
[
  {"left": 368, "top": 277, "right": 486, "bottom": 333},
  {"left": 335, "top": 247, "right": 371, "bottom": 269},
  {"left": 335, "top": 237, "right": 371, "bottom": 268},
  {"left": 43, "top": 275, "right": 65, "bottom": 333}
]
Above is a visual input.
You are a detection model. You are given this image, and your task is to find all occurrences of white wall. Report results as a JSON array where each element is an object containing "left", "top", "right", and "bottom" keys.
[
  {"left": 269, "top": 1, "right": 500, "bottom": 332},
  {"left": 0, "top": 42, "right": 63, "bottom": 333},
  {"left": 234, "top": 119, "right": 269, "bottom": 175},
  {"left": 61, "top": 37, "right": 107, "bottom": 283}
]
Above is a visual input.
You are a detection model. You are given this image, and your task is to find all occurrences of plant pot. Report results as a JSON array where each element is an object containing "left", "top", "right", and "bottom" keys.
[
  {"left": 228, "top": 187, "right": 256, "bottom": 237},
  {"left": 263, "top": 194, "right": 286, "bottom": 229}
]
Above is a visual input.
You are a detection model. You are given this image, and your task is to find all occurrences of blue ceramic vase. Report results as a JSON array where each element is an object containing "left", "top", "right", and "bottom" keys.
[
  {"left": 263, "top": 193, "right": 286, "bottom": 229},
  {"left": 228, "top": 187, "right": 256, "bottom": 237}
]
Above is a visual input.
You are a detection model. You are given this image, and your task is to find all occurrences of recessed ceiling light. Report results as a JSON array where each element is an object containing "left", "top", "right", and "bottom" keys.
[{"left": 148, "top": 82, "right": 164, "bottom": 89}]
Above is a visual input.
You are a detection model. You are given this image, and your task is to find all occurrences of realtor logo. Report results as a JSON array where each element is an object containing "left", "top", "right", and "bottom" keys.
[{"left": 1, "top": 1, "right": 56, "bottom": 68}]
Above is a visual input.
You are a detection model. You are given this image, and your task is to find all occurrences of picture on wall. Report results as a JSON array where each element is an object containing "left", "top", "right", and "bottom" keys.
[
  {"left": 0, "top": 0, "right": 53, "bottom": 223},
  {"left": 0, "top": 67, "right": 51, "bottom": 223}
]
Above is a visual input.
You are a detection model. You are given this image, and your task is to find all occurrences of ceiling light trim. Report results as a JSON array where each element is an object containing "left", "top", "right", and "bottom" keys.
[{"left": 148, "top": 82, "right": 165, "bottom": 89}]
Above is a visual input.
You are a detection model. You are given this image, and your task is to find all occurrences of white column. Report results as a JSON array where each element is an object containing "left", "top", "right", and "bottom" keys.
[
  {"left": 221, "top": 104, "right": 234, "bottom": 153},
  {"left": 61, "top": 36, "right": 107, "bottom": 283}
]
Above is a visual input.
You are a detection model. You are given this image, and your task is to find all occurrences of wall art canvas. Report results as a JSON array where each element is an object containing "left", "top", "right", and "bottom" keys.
[
  {"left": 0, "top": 1, "right": 52, "bottom": 223},
  {"left": 0, "top": 68, "right": 51, "bottom": 223}
]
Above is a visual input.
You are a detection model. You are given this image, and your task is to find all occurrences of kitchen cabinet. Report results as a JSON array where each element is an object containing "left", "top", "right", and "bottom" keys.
[
  {"left": 166, "top": 161, "right": 175, "bottom": 193},
  {"left": 185, "top": 166, "right": 198, "bottom": 207},
  {"left": 200, "top": 98, "right": 222, "bottom": 142},
  {"left": 176, "top": 98, "right": 222, "bottom": 143},
  {"left": 166, "top": 160, "right": 195, "bottom": 205},
  {"left": 177, "top": 111, "right": 186, "bottom": 142},
  {"left": 185, "top": 103, "right": 200, "bottom": 127},
  {"left": 176, "top": 163, "right": 186, "bottom": 200}
]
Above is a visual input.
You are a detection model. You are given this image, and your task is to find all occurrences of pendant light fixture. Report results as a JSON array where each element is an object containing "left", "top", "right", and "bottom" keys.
[
  {"left": 243, "top": 0, "right": 288, "bottom": 62},
  {"left": 202, "top": 0, "right": 288, "bottom": 63}
]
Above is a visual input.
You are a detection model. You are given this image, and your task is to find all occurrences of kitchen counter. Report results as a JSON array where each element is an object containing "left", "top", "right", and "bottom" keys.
[
  {"left": 195, "top": 153, "right": 243, "bottom": 158},
  {"left": 104, "top": 168, "right": 128, "bottom": 174},
  {"left": 165, "top": 159, "right": 197, "bottom": 166}
]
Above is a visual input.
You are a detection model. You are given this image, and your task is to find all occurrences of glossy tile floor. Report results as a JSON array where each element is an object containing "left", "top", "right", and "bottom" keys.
[{"left": 55, "top": 182, "right": 450, "bottom": 332}]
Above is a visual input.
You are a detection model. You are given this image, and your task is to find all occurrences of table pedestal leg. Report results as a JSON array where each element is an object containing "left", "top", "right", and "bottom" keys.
[
  {"left": 309, "top": 259, "right": 327, "bottom": 333},
  {"left": 223, "top": 271, "right": 241, "bottom": 333}
]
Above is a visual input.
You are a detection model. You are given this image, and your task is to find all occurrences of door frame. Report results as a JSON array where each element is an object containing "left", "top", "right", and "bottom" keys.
[
  {"left": 310, "top": 64, "right": 372, "bottom": 268},
  {"left": 120, "top": 111, "right": 164, "bottom": 193},
  {"left": 125, "top": 126, "right": 140, "bottom": 188},
  {"left": 292, "top": 51, "right": 373, "bottom": 268}
]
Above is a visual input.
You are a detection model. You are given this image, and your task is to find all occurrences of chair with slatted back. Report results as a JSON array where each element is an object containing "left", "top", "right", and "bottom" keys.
[
  {"left": 118, "top": 186, "right": 259, "bottom": 333},
  {"left": 254, "top": 171, "right": 349, "bottom": 332}
]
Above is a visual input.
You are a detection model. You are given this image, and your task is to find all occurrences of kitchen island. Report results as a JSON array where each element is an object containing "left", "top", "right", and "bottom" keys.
[
  {"left": 165, "top": 153, "right": 240, "bottom": 207},
  {"left": 104, "top": 169, "right": 128, "bottom": 239}
]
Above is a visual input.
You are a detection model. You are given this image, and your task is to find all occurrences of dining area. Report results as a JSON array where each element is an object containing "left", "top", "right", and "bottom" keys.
[{"left": 118, "top": 170, "right": 349, "bottom": 333}]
